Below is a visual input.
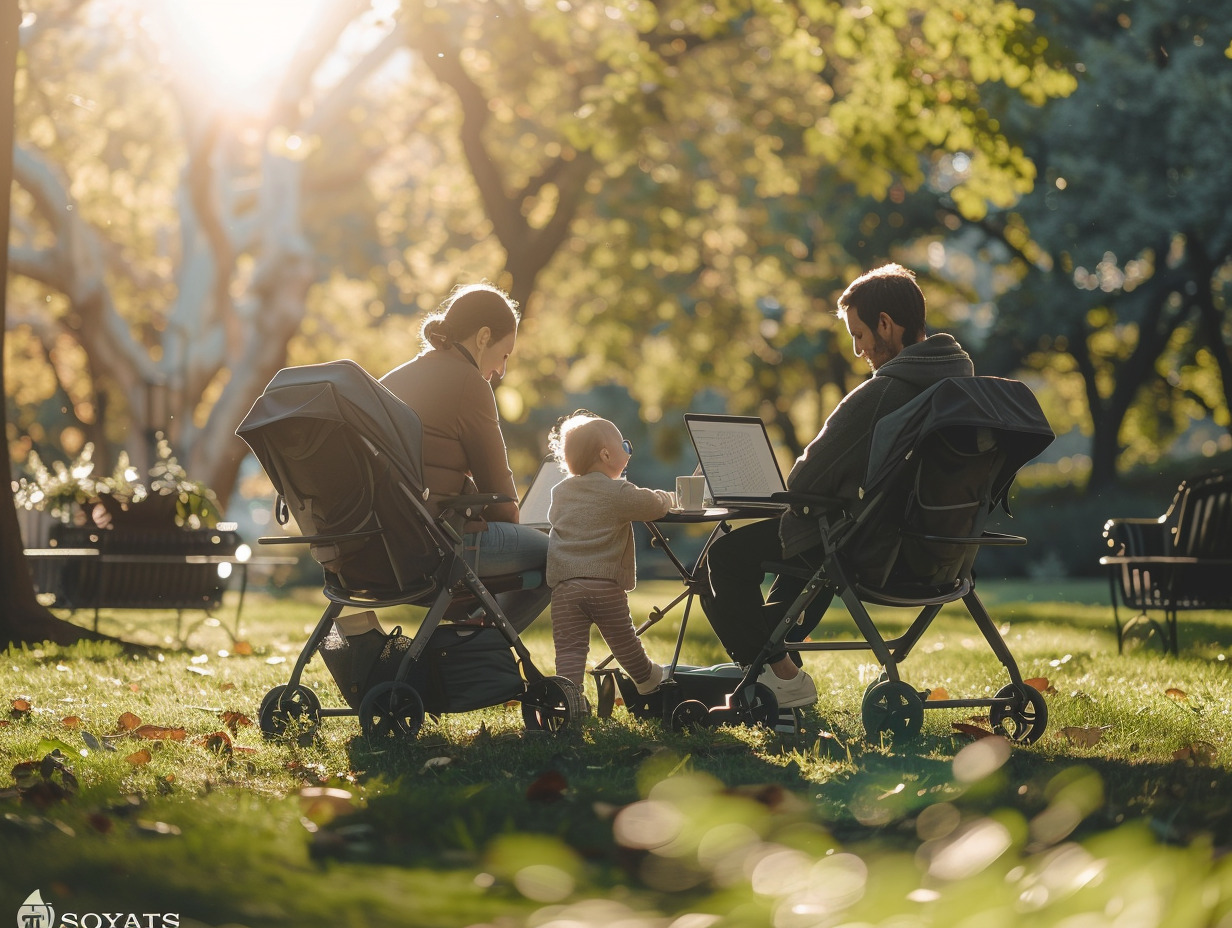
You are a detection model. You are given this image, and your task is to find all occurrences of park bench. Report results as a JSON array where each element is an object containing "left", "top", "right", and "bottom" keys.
[
  {"left": 23, "top": 523, "right": 270, "bottom": 644},
  {"left": 1099, "top": 469, "right": 1232, "bottom": 654}
]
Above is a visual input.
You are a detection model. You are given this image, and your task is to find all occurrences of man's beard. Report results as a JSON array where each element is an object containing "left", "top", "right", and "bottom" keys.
[{"left": 865, "top": 331, "right": 897, "bottom": 370}]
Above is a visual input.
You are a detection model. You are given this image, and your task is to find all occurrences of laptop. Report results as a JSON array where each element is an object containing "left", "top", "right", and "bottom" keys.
[
  {"left": 683, "top": 413, "right": 788, "bottom": 510},
  {"left": 518, "top": 454, "right": 567, "bottom": 530}
]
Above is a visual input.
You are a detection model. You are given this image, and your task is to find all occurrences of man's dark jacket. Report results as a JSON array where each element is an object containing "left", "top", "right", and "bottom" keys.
[{"left": 780, "top": 333, "right": 974, "bottom": 558}]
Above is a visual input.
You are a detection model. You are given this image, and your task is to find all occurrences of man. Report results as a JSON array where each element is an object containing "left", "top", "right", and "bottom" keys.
[{"left": 701, "top": 263, "right": 975, "bottom": 708}]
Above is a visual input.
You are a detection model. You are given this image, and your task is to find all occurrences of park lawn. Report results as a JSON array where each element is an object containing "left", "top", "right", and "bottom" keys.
[{"left": 2, "top": 579, "right": 1232, "bottom": 927}]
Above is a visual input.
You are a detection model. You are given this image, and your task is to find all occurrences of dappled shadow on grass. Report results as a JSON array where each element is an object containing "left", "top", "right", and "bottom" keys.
[{"left": 319, "top": 696, "right": 1232, "bottom": 881}]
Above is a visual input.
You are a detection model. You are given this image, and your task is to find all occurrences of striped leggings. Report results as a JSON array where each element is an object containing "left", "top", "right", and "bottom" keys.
[{"left": 550, "top": 578, "right": 653, "bottom": 688}]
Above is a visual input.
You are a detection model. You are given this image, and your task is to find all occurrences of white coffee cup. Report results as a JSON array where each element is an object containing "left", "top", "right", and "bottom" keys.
[{"left": 676, "top": 475, "right": 707, "bottom": 511}]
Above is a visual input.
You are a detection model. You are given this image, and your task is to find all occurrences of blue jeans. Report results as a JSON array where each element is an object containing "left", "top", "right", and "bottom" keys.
[{"left": 463, "top": 521, "right": 551, "bottom": 633}]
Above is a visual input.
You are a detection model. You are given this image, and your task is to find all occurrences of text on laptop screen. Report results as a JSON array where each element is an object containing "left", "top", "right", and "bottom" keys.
[{"left": 685, "top": 415, "right": 786, "bottom": 501}]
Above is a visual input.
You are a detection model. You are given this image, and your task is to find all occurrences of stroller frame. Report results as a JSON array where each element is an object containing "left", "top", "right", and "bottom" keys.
[
  {"left": 599, "top": 377, "right": 1055, "bottom": 742},
  {"left": 238, "top": 360, "right": 585, "bottom": 742}
]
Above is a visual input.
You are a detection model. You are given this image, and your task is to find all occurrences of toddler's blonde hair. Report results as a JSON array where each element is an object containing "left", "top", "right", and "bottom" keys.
[{"left": 549, "top": 410, "right": 615, "bottom": 477}]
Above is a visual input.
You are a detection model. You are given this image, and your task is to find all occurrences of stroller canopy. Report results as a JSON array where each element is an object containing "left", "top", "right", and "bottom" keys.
[
  {"left": 865, "top": 376, "right": 1055, "bottom": 507},
  {"left": 236, "top": 359, "right": 424, "bottom": 493}
]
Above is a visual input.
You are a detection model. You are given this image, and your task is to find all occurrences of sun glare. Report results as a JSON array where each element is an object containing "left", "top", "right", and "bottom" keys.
[{"left": 148, "top": 0, "right": 327, "bottom": 109}]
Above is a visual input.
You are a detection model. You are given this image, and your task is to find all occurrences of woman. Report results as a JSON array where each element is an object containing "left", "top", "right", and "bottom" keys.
[{"left": 380, "top": 283, "right": 549, "bottom": 631}]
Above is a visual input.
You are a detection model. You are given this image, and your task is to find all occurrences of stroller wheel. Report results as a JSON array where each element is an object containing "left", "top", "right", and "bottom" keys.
[
  {"left": 522, "top": 676, "right": 587, "bottom": 733},
  {"left": 670, "top": 699, "right": 711, "bottom": 731},
  {"left": 722, "top": 682, "right": 779, "bottom": 729},
  {"left": 359, "top": 681, "right": 425, "bottom": 740},
  {"left": 258, "top": 684, "right": 322, "bottom": 741},
  {"left": 989, "top": 683, "right": 1048, "bottom": 744},
  {"left": 861, "top": 680, "right": 924, "bottom": 741}
]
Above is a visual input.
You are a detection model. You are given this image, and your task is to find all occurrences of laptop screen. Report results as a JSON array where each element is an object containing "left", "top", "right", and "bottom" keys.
[
  {"left": 519, "top": 455, "right": 567, "bottom": 528},
  {"left": 684, "top": 414, "right": 786, "bottom": 505}
]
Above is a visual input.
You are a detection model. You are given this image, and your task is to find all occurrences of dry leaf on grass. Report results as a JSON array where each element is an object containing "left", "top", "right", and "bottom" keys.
[
  {"left": 133, "top": 725, "right": 187, "bottom": 741},
  {"left": 1174, "top": 741, "right": 1218, "bottom": 764},
  {"left": 117, "top": 712, "right": 142, "bottom": 731},
  {"left": 125, "top": 748, "right": 152, "bottom": 766},
  {"left": 1024, "top": 677, "right": 1052, "bottom": 693},
  {"left": 232, "top": 641, "right": 254, "bottom": 656},
  {"left": 927, "top": 687, "right": 950, "bottom": 701},
  {"left": 220, "top": 711, "right": 252, "bottom": 734},
  {"left": 10, "top": 699, "right": 32, "bottom": 719},
  {"left": 196, "top": 731, "right": 233, "bottom": 754},
  {"left": 1165, "top": 687, "right": 1188, "bottom": 702},
  {"left": 61, "top": 716, "right": 82, "bottom": 729},
  {"left": 1056, "top": 726, "right": 1107, "bottom": 747},
  {"left": 952, "top": 722, "right": 997, "bottom": 740}
]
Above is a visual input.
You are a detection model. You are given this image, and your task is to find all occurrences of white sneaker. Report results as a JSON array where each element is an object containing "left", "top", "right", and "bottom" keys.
[
  {"left": 634, "top": 662, "right": 666, "bottom": 695},
  {"left": 756, "top": 667, "right": 818, "bottom": 709}
]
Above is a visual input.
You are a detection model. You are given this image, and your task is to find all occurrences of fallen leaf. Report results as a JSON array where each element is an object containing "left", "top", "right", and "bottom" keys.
[
  {"left": 132, "top": 725, "right": 187, "bottom": 741},
  {"left": 196, "top": 731, "right": 233, "bottom": 754},
  {"left": 12, "top": 761, "right": 42, "bottom": 789},
  {"left": 1165, "top": 687, "right": 1188, "bottom": 702},
  {"left": 420, "top": 756, "right": 453, "bottom": 773},
  {"left": 927, "top": 687, "right": 950, "bottom": 701},
  {"left": 11, "top": 698, "right": 32, "bottom": 716},
  {"left": 232, "top": 641, "right": 254, "bottom": 656},
  {"left": 61, "top": 716, "right": 82, "bottom": 729},
  {"left": 128, "top": 683, "right": 141, "bottom": 693},
  {"left": 1024, "top": 677, "right": 1051, "bottom": 693},
  {"left": 1057, "top": 726, "right": 1106, "bottom": 747},
  {"left": 952, "top": 722, "right": 996, "bottom": 740},
  {"left": 220, "top": 711, "right": 252, "bottom": 734},
  {"left": 1174, "top": 741, "right": 1218, "bottom": 764},
  {"left": 219, "top": 682, "right": 237, "bottom": 692},
  {"left": 125, "top": 748, "right": 153, "bottom": 765},
  {"left": 526, "top": 770, "right": 568, "bottom": 802},
  {"left": 117, "top": 712, "right": 142, "bottom": 731}
]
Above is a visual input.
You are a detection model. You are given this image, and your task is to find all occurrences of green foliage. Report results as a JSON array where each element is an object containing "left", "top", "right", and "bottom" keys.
[{"left": 972, "top": 0, "right": 1232, "bottom": 485}]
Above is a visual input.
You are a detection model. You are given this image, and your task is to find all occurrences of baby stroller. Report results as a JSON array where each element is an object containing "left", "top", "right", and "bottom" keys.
[
  {"left": 602, "top": 377, "right": 1055, "bottom": 742},
  {"left": 236, "top": 359, "right": 585, "bottom": 741}
]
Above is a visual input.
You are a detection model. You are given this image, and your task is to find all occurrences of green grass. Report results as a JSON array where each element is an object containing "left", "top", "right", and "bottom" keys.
[{"left": 3, "top": 580, "right": 1232, "bottom": 926}]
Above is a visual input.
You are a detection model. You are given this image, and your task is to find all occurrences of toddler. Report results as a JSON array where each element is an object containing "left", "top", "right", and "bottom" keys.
[{"left": 546, "top": 411, "right": 674, "bottom": 694}]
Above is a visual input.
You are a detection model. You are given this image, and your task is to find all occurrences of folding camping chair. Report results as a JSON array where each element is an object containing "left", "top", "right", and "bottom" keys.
[
  {"left": 683, "top": 377, "right": 1056, "bottom": 742},
  {"left": 235, "top": 359, "right": 585, "bottom": 741}
]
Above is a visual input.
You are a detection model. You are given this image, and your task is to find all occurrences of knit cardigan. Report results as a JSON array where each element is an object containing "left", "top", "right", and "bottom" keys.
[{"left": 546, "top": 472, "right": 673, "bottom": 590}]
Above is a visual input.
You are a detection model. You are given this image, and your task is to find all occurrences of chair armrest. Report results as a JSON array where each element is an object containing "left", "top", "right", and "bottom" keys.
[
  {"left": 1099, "top": 555, "right": 1232, "bottom": 567},
  {"left": 1101, "top": 517, "right": 1169, "bottom": 557}
]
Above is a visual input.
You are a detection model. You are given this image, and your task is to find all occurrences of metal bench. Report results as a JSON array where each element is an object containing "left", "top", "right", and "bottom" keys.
[
  {"left": 1099, "top": 470, "right": 1232, "bottom": 654},
  {"left": 24, "top": 523, "right": 277, "bottom": 644}
]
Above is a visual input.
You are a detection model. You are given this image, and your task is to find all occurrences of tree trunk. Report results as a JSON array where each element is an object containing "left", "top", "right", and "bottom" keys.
[{"left": 0, "top": 0, "right": 107, "bottom": 648}]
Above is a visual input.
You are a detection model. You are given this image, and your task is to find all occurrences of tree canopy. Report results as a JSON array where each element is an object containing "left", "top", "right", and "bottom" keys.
[{"left": 5, "top": 0, "right": 1075, "bottom": 509}]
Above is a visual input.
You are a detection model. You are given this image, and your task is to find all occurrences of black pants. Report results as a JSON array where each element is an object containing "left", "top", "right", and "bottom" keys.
[{"left": 700, "top": 517, "right": 832, "bottom": 666}]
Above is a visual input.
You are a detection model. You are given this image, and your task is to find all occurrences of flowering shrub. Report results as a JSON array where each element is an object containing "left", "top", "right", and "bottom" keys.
[{"left": 13, "top": 440, "right": 221, "bottom": 529}]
